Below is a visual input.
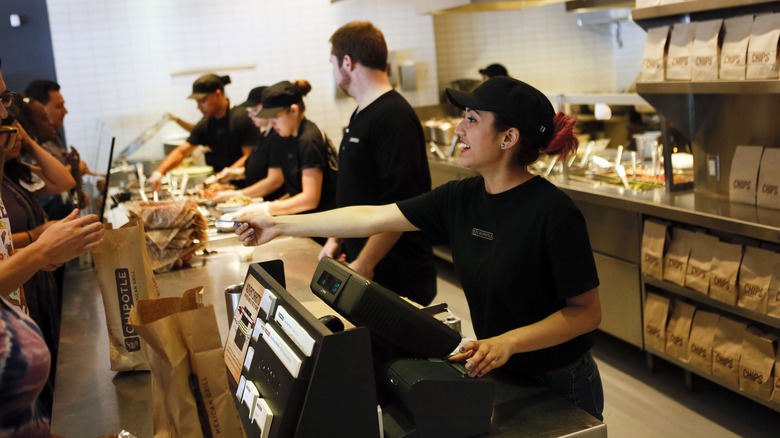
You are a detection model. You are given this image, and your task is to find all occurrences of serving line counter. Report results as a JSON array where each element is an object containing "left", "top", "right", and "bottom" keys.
[{"left": 51, "top": 232, "right": 605, "bottom": 437}]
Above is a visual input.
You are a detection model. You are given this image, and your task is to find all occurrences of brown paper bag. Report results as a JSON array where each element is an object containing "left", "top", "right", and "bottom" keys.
[
  {"left": 642, "top": 219, "right": 670, "bottom": 280},
  {"left": 663, "top": 228, "right": 695, "bottom": 287},
  {"left": 641, "top": 26, "right": 670, "bottom": 82},
  {"left": 644, "top": 292, "right": 671, "bottom": 352},
  {"left": 738, "top": 246, "right": 775, "bottom": 313},
  {"left": 685, "top": 232, "right": 720, "bottom": 295},
  {"left": 771, "top": 347, "right": 780, "bottom": 404},
  {"left": 767, "top": 251, "right": 780, "bottom": 319},
  {"left": 709, "top": 241, "right": 744, "bottom": 306},
  {"left": 712, "top": 316, "right": 748, "bottom": 386},
  {"left": 757, "top": 148, "right": 780, "bottom": 210},
  {"left": 730, "top": 145, "right": 764, "bottom": 205},
  {"left": 688, "top": 310, "right": 720, "bottom": 375},
  {"left": 692, "top": 19, "right": 723, "bottom": 81},
  {"left": 665, "top": 300, "right": 696, "bottom": 362},
  {"left": 129, "top": 287, "right": 245, "bottom": 438},
  {"left": 667, "top": 22, "right": 697, "bottom": 80},
  {"left": 746, "top": 13, "right": 780, "bottom": 79},
  {"left": 739, "top": 326, "right": 777, "bottom": 400},
  {"left": 720, "top": 15, "right": 754, "bottom": 80},
  {"left": 92, "top": 219, "right": 159, "bottom": 371}
]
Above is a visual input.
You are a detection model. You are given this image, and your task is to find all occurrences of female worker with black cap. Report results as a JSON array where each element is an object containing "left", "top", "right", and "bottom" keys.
[
  {"left": 251, "top": 80, "right": 337, "bottom": 216},
  {"left": 233, "top": 76, "right": 604, "bottom": 420},
  {"left": 149, "top": 74, "right": 258, "bottom": 191},
  {"left": 211, "top": 86, "right": 287, "bottom": 203}
]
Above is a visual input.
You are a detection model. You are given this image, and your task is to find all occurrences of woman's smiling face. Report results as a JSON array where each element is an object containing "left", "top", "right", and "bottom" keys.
[{"left": 454, "top": 108, "right": 504, "bottom": 171}]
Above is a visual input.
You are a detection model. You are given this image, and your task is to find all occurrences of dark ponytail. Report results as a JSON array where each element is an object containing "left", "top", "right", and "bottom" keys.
[{"left": 220, "top": 75, "right": 231, "bottom": 86}]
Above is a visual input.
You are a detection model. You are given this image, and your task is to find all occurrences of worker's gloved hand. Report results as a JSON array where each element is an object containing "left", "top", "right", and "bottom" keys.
[{"left": 148, "top": 171, "right": 163, "bottom": 192}]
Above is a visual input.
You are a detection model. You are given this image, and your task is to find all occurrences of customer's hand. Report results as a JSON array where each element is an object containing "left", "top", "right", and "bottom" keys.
[{"left": 34, "top": 209, "right": 104, "bottom": 265}]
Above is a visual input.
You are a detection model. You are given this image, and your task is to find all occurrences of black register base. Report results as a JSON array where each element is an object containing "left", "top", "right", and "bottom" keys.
[{"left": 230, "top": 261, "right": 606, "bottom": 438}]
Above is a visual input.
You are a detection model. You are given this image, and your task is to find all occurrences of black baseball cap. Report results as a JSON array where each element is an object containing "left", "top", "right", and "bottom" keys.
[
  {"left": 239, "top": 86, "right": 267, "bottom": 108},
  {"left": 478, "top": 63, "right": 508, "bottom": 78},
  {"left": 257, "top": 81, "right": 303, "bottom": 118},
  {"left": 446, "top": 76, "right": 554, "bottom": 146},
  {"left": 188, "top": 74, "right": 230, "bottom": 100}
]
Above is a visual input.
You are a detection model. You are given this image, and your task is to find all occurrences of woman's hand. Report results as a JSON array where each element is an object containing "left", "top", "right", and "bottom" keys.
[
  {"left": 450, "top": 335, "right": 515, "bottom": 378},
  {"left": 233, "top": 214, "right": 277, "bottom": 247},
  {"left": 13, "top": 121, "right": 34, "bottom": 153},
  {"left": 34, "top": 209, "right": 104, "bottom": 265}
]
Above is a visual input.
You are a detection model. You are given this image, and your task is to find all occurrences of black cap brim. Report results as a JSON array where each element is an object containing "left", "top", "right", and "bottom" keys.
[
  {"left": 446, "top": 88, "right": 490, "bottom": 112},
  {"left": 257, "top": 106, "right": 284, "bottom": 119}
]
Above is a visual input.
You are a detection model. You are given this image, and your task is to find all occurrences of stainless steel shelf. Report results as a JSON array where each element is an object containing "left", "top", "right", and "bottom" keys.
[
  {"left": 637, "top": 80, "right": 780, "bottom": 94},
  {"left": 644, "top": 345, "right": 780, "bottom": 413},
  {"left": 643, "top": 275, "right": 780, "bottom": 331},
  {"left": 632, "top": 0, "right": 780, "bottom": 21}
]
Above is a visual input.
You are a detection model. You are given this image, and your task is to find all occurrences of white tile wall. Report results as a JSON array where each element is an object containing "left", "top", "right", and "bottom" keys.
[
  {"left": 433, "top": 3, "right": 646, "bottom": 96},
  {"left": 45, "top": 0, "right": 645, "bottom": 169},
  {"left": 46, "top": 0, "right": 438, "bottom": 166}
]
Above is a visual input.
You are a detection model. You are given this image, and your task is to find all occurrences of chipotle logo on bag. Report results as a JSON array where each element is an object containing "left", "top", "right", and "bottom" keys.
[{"left": 114, "top": 268, "right": 140, "bottom": 351}]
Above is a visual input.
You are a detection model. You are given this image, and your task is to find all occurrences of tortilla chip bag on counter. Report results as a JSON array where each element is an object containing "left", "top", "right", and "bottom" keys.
[
  {"left": 92, "top": 219, "right": 160, "bottom": 371},
  {"left": 124, "top": 199, "right": 208, "bottom": 272},
  {"left": 129, "top": 287, "right": 245, "bottom": 438}
]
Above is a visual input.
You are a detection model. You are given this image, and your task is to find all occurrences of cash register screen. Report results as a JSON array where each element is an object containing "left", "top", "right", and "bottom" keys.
[{"left": 310, "top": 257, "right": 460, "bottom": 359}]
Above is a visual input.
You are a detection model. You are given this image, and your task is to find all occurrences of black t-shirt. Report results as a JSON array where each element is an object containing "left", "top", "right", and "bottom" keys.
[
  {"left": 244, "top": 129, "right": 287, "bottom": 201},
  {"left": 337, "top": 90, "right": 436, "bottom": 305},
  {"left": 398, "top": 176, "right": 599, "bottom": 374},
  {"left": 279, "top": 118, "right": 337, "bottom": 213},
  {"left": 187, "top": 105, "right": 257, "bottom": 171}
]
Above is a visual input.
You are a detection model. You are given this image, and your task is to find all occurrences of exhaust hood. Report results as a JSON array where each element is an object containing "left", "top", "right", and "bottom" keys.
[{"left": 416, "top": 0, "right": 633, "bottom": 14}]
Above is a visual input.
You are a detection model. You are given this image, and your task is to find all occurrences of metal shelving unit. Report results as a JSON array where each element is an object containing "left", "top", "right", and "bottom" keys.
[
  {"left": 644, "top": 345, "right": 780, "bottom": 413},
  {"left": 636, "top": 80, "right": 780, "bottom": 94}
]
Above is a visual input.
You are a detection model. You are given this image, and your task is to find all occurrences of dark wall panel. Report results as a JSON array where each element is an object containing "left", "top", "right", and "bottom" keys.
[{"left": 0, "top": 0, "right": 57, "bottom": 92}]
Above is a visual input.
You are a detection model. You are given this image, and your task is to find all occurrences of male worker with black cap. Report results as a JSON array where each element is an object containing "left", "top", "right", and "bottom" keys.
[
  {"left": 149, "top": 73, "right": 257, "bottom": 191},
  {"left": 479, "top": 63, "right": 509, "bottom": 80}
]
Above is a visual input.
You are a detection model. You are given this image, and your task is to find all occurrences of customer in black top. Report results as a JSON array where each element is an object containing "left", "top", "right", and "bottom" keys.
[
  {"left": 149, "top": 74, "right": 257, "bottom": 191},
  {"left": 325, "top": 21, "right": 436, "bottom": 306},
  {"left": 254, "top": 80, "right": 336, "bottom": 216},
  {"left": 234, "top": 77, "right": 604, "bottom": 421}
]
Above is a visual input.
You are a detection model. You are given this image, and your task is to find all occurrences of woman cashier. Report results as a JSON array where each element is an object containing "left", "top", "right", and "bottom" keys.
[
  {"left": 233, "top": 77, "right": 604, "bottom": 420},
  {"left": 149, "top": 74, "right": 257, "bottom": 191}
]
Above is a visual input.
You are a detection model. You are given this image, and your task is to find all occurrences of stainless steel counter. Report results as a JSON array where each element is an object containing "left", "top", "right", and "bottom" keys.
[
  {"left": 50, "top": 235, "right": 323, "bottom": 438},
  {"left": 51, "top": 232, "right": 605, "bottom": 437}
]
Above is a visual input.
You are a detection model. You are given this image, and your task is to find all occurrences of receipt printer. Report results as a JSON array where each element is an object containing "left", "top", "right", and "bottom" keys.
[{"left": 380, "top": 358, "right": 495, "bottom": 438}]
